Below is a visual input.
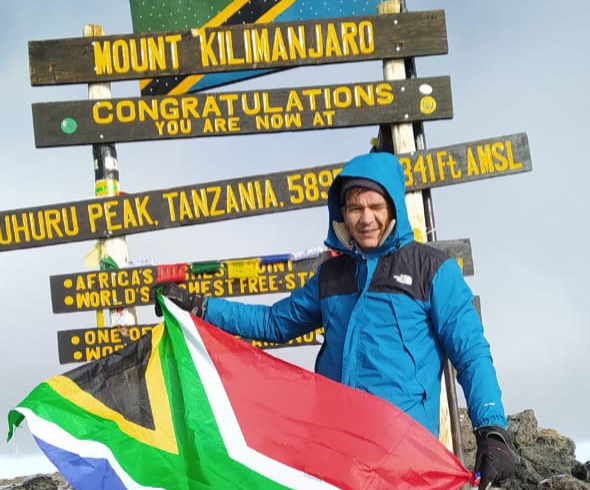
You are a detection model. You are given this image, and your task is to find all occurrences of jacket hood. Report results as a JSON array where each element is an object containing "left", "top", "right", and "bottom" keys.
[{"left": 325, "top": 152, "right": 414, "bottom": 256}]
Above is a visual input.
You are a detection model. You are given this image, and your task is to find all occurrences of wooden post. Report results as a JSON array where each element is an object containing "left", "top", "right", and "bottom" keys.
[
  {"left": 84, "top": 24, "right": 137, "bottom": 328},
  {"left": 377, "top": 0, "right": 461, "bottom": 458}
]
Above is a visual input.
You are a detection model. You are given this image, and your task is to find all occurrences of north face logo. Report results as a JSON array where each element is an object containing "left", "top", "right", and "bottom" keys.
[{"left": 394, "top": 274, "right": 413, "bottom": 286}]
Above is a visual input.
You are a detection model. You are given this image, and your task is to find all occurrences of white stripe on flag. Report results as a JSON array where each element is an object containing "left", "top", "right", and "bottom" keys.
[
  {"left": 165, "top": 298, "right": 343, "bottom": 490},
  {"left": 13, "top": 408, "right": 163, "bottom": 490}
]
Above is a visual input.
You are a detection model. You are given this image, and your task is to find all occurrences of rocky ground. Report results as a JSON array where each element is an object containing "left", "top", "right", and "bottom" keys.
[{"left": 1, "top": 409, "right": 589, "bottom": 490}]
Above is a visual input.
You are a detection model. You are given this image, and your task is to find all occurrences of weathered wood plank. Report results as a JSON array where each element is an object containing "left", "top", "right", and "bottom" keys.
[
  {"left": 32, "top": 77, "right": 453, "bottom": 147},
  {"left": 49, "top": 239, "right": 473, "bottom": 313},
  {"left": 29, "top": 11, "right": 447, "bottom": 85},
  {"left": 0, "top": 133, "right": 531, "bottom": 252},
  {"left": 57, "top": 325, "right": 325, "bottom": 364}
]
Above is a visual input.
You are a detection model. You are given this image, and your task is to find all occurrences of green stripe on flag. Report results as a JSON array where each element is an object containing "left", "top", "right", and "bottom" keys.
[{"left": 9, "top": 309, "right": 299, "bottom": 489}]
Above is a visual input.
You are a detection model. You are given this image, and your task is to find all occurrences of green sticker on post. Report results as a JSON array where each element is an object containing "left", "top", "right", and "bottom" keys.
[{"left": 60, "top": 117, "right": 78, "bottom": 134}]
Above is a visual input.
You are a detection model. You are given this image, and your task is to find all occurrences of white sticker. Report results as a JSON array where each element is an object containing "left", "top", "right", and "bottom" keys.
[
  {"left": 104, "top": 156, "right": 119, "bottom": 171},
  {"left": 419, "top": 84, "right": 434, "bottom": 95}
]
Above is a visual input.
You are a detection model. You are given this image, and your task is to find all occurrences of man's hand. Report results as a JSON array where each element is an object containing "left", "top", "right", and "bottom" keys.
[
  {"left": 474, "top": 425, "right": 517, "bottom": 490},
  {"left": 151, "top": 282, "right": 207, "bottom": 318}
]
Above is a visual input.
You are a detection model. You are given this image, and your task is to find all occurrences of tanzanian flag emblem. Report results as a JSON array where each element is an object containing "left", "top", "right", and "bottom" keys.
[
  {"left": 8, "top": 296, "right": 472, "bottom": 490},
  {"left": 130, "top": 0, "right": 389, "bottom": 94}
]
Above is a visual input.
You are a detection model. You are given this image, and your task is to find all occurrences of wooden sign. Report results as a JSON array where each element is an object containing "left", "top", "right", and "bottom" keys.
[
  {"left": 129, "top": 0, "right": 425, "bottom": 93},
  {"left": 0, "top": 133, "right": 531, "bottom": 252},
  {"left": 32, "top": 76, "right": 453, "bottom": 147},
  {"left": 57, "top": 325, "right": 325, "bottom": 364},
  {"left": 50, "top": 251, "right": 330, "bottom": 314},
  {"left": 49, "top": 238, "right": 472, "bottom": 313},
  {"left": 29, "top": 11, "right": 447, "bottom": 86}
]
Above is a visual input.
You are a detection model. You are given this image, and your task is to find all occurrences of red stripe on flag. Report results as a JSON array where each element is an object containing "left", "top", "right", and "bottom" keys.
[{"left": 193, "top": 316, "right": 471, "bottom": 490}]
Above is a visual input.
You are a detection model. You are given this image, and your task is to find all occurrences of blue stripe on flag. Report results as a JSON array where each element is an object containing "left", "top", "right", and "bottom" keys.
[{"left": 35, "top": 436, "right": 128, "bottom": 490}]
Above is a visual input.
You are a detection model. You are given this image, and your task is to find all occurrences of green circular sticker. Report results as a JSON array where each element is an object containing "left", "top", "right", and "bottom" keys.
[{"left": 61, "top": 117, "right": 78, "bottom": 134}]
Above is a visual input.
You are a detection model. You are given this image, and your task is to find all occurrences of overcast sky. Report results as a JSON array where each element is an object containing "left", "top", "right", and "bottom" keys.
[{"left": 1, "top": 0, "right": 589, "bottom": 480}]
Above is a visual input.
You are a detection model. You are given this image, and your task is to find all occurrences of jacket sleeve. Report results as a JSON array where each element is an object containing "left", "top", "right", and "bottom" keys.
[
  {"left": 429, "top": 258, "right": 507, "bottom": 429},
  {"left": 203, "top": 270, "right": 323, "bottom": 344}
]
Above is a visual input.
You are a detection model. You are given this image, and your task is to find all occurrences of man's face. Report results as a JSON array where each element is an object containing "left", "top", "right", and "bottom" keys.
[{"left": 342, "top": 189, "right": 394, "bottom": 252}]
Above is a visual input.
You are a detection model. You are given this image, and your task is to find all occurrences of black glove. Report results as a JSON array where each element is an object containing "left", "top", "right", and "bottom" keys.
[
  {"left": 474, "top": 425, "right": 517, "bottom": 490},
  {"left": 151, "top": 282, "right": 207, "bottom": 318}
]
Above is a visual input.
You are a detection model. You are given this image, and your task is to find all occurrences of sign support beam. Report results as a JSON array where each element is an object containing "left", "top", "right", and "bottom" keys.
[
  {"left": 378, "top": 0, "right": 461, "bottom": 458},
  {"left": 84, "top": 24, "right": 137, "bottom": 329}
]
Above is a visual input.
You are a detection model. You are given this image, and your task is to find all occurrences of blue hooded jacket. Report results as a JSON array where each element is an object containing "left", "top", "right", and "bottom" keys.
[{"left": 205, "top": 152, "right": 507, "bottom": 435}]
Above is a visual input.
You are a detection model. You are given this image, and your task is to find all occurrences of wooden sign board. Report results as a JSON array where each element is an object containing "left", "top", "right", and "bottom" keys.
[
  {"left": 29, "top": 12, "right": 447, "bottom": 86},
  {"left": 56, "top": 291, "right": 481, "bottom": 364},
  {"left": 57, "top": 325, "right": 324, "bottom": 364},
  {"left": 0, "top": 133, "right": 531, "bottom": 252},
  {"left": 32, "top": 76, "right": 452, "bottom": 147},
  {"left": 50, "top": 238, "right": 472, "bottom": 313}
]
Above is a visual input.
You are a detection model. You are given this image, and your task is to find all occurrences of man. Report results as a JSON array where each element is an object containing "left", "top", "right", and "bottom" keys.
[{"left": 156, "top": 152, "right": 517, "bottom": 489}]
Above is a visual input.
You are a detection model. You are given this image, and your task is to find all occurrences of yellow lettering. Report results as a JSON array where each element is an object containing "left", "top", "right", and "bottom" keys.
[
  {"left": 178, "top": 191, "right": 193, "bottom": 220},
  {"left": 288, "top": 26, "right": 306, "bottom": 59},
  {"left": 477, "top": 144, "right": 494, "bottom": 174},
  {"left": 75, "top": 276, "right": 86, "bottom": 290},
  {"left": 492, "top": 142, "right": 508, "bottom": 171},
  {"left": 359, "top": 20, "right": 374, "bottom": 53},
  {"left": 340, "top": 22, "right": 359, "bottom": 55},
  {"left": 93, "top": 101, "right": 113, "bottom": 124},
  {"left": 203, "top": 118, "right": 214, "bottom": 133},
  {"left": 324, "top": 23, "right": 343, "bottom": 57},
  {"left": 202, "top": 96, "right": 222, "bottom": 117},
  {"left": 226, "top": 187, "right": 240, "bottom": 213},
  {"left": 309, "top": 24, "right": 324, "bottom": 58},
  {"left": 506, "top": 140, "right": 523, "bottom": 169},
  {"left": 129, "top": 38, "right": 148, "bottom": 73},
  {"left": 271, "top": 28, "right": 288, "bottom": 61},
  {"left": 209, "top": 187, "right": 224, "bottom": 216},
  {"left": 218, "top": 93, "right": 238, "bottom": 116},
  {"left": 111, "top": 39, "right": 130, "bottom": 74},
  {"left": 122, "top": 199, "right": 138, "bottom": 228},
  {"left": 466, "top": 148, "right": 479, "bottom": 176},
  {"left": 199, "top": 29, "right": 218, "bottom": 67},
  {"left": 104, "top": 200, "right": 122, "bottom": 231},
  {"left": 286, "top": 91, "right": 304, "bottom": 112},
  {"left": 242, "top": 93, "right": 261, "bottom": 115},
  {"left": 354, "top": 84, "right": 374, "bottom": 106},
  {"left": 134, "top": 196, "right": 153, "bottom": 226},
  {"left": 147, "top": 36, "right": 166, "bottom": 71},
  {"left": 263, "top": 179, "right": 279, "bottom": 208},
  {"left": 165, "top": 34, "right": 181, "bottom": 69},
  {"left": 262, "top": 92, "right": 283, "bottom": 114},
  {"left": 333, "top": 86, "right": 352, "bottom": 108},
  {"left": 301, "top": 88, "right": 322, "bottom": 110},
  {"left": 116, "top": 100, "right": 136, "bottom": 123},
  {"left": 238, "top": 182, "right": 256, "bottom": 211},
  {"left": 216, "top": 31, "right": 226, "bottom": 65},
  {"left": 375, "top": 83, "right": 394, "bottom": 104},
  {"left": 191, "top": 189, "right": 209, "bottom": 217},
  {"left": 162, "top": 191, "right": 178, "bottom": 221},
  {"left": 87, "top": 203, "right": 104, "bottom": 232},
  {"left": 243, "top": 29, "right": 252, "bottom": 63},
  {"left": 161, "top": 98, "right": 179, "bottom": 119},
  {"left": 252, "top": 28, "right": 270, "bottom": 63},
  {"left": 93, "top": 41, "right": 113, "bottom": 75}
]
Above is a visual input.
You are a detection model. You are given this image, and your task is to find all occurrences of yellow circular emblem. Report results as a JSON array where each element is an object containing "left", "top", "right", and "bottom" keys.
[{"left": 420, "top": 96, "right": 437, "bottom": 115}]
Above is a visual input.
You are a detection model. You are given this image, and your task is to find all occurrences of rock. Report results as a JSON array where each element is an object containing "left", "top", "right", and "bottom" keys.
[
  {"left": 573, "top": 461, "right": 590, "bottom": 482},
  {"left": 460, "top": 409, "right": 590, "bottom": 490},
  {"left": 0, "top": 474, "right": 72, "bottom": 490}
]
